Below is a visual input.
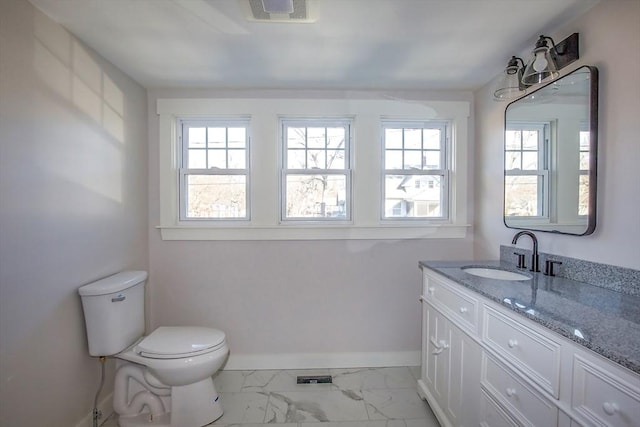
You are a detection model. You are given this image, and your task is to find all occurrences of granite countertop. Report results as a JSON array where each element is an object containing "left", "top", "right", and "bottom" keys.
[{"left": 419, "top": 260, "right": 640, "bottom": 375}]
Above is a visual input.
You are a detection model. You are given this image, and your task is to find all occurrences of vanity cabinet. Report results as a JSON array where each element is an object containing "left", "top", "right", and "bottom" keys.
[{"left": 418, "top": 268, "right": 640, "bottom": 427}]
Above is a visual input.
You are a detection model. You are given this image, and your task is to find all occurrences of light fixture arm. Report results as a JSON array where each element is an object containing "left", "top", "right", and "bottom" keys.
[{"left": 506, "top": 56, "right": 525, "bottom": 74}]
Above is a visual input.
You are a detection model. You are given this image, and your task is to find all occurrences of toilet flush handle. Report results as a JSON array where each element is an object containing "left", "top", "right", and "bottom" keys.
[{"left": 111, "top": 294, "right": 126, "bottom": 302}]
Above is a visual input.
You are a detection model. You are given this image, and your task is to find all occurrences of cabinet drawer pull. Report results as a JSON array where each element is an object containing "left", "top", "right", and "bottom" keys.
[
  {"left": 508, "top": 339, "right": 518, "bottom": 348},
  {"left": 505, "top": 387, "right": 517, "bottom": 398},
  {"left": 459, "top": 306, "right": 468, "bottom": 313},
  {"left": 602, "top": 402, "right": 619, "bottom": 416}
]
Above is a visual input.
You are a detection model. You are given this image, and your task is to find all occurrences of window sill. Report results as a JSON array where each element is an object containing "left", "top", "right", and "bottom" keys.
[{"left": 157, "top": 224, "right": 470, "bottom": 241}]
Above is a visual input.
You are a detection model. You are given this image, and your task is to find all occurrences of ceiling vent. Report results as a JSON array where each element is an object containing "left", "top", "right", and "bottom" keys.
[{"left": 245, "top": 0, "right": 316, "bottom": 23}]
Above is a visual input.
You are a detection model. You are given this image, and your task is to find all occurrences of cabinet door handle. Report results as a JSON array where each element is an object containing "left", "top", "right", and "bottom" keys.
[
  {"left": 429, "top": 337, "right": 449, "bottom": 355},
  {"left": 506, "top": 387, "right": 517, "bottom": 398},
  {"left": 428, "top": 287, "right": 435, "bottom": 295},
  {"left": 508, "top": 339, "right": 518, "bottom": 348},
  {"left": 430, "top": 336, "right": 443, "bottom": 354},
  {"left": 602, "top": 402, "right": 619, "bottom": 416},
  {"left": 459, "top": 306, "right": 468, "bottom": 314}
]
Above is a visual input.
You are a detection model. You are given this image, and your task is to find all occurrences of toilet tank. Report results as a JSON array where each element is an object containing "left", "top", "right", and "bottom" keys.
[{"left": 78, "top": 271, "right": 147, "bottom": 357}]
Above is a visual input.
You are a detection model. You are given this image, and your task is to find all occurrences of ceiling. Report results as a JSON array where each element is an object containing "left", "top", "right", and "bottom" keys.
[{"left": 28, "top": 0, "right": 599, "bottom": 90}]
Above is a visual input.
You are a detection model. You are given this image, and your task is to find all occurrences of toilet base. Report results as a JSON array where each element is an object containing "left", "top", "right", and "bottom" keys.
[
  {"left": 170, "top": 377, "right": 223, "bottom": 427},
  {"left": 117, "top": 377, "right": 223, "bottom": 427}
]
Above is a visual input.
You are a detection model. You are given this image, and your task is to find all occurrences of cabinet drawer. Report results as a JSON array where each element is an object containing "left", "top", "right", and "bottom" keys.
[
  {"left": 482, "top": 352, "right": 558, "bottom": 427},
  {"left": 424, "top": 272, "right": 479, "bottom": 334},
  {"left": 480, "top": 388, "right": 518, "bottom": 427},
  {"left": 572, "top": 355, "right": 640, "bottom": 427},
  {"left": 483, "top": 306, "right": 561, "bottom": 397}
]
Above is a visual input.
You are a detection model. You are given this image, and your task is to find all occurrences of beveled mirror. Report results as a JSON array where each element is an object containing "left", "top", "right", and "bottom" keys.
[{"left": 504, "top": 65, "right": 598, "bottom": 235}]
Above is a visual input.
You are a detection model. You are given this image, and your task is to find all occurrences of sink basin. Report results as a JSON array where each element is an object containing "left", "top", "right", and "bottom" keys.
[{"left": 462, "top": 267, "right": 531, "bottom": 281}]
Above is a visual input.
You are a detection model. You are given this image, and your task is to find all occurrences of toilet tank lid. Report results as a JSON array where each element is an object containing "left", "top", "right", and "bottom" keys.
[{"left": 78, "top": 271, "right": 148, "bottom": 296}]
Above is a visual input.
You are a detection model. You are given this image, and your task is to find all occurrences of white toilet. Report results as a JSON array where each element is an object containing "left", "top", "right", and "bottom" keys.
[{"left": 78, "top": 271, "right": 229, "bottom": 427}]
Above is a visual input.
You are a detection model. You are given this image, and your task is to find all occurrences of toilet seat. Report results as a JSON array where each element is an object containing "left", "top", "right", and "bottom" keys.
[{"left": 135, "top": 326, "right": 226, "bottom": 359}]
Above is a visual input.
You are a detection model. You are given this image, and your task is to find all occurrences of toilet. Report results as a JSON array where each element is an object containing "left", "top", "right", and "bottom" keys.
[{"left": 78, "top": 271, "right": 229, "bottom": 427}]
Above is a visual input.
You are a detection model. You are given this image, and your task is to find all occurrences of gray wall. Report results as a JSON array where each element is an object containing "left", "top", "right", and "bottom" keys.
[
  {"left": 147, "top": 88, "right": 475, "bottom": 367},
  {"left": 0, "top": 0, "right": 148, "bottom": 425},
  {"left": 474, "top": 0, "right": 640, "bottom": 271}
]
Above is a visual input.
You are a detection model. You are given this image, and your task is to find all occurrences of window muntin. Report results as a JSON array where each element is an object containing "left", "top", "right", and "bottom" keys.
[
  {"left": 504, "top": 122, "right": 549, "bottom": 218},
  {"left": 179, "top": 119, "right": 250, "bottom": 220},
  {"left": 382, "top": 121, "right": 448, "bottom": 220},
  {"left": 281, "top": 120, "right": 351, "bottom": 221}
]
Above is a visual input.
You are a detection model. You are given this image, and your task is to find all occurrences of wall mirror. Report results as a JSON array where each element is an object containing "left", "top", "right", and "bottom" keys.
[{"left": 504, "top": 65, "right": 598, "bottom": 235}]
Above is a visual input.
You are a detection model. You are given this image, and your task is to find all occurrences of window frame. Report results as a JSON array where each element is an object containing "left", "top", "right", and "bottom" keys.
[
  {"left": 380, "top": 120, "right": 451, "bottom": 222},
  {"left": 157, "top": 98, "right": 470, "bottom": 241},
  {"left": 177, "top": 117, "right": 251, "bottom": 223},
  {"left": 279, "top": 118, "right": 353, "bottom": 223}
]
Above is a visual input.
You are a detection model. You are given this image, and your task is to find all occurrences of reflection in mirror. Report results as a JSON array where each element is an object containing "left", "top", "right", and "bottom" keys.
[{"left": 504, "top": 66, "right": 598, "bottom": 235}]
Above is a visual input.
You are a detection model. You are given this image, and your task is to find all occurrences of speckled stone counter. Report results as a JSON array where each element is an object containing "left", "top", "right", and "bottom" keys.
[{"left": 419, "top": 260, "right": 640, "bottom": 375}]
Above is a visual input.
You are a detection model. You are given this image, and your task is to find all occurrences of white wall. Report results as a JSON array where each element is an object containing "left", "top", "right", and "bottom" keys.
[
  {"left": 147, "top": 88, "right": 475, "bottom": 368},
  {"left": 474, "top": 0, "right": 640, "bottom": 271},
  {"left": 0, "top": 0, "right": 148, "bottom": 425}
]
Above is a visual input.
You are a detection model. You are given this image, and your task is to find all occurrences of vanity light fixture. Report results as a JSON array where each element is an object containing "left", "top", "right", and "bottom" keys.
[
  {"left": 521, "top": 33, "right": 580, "bottom": 85},
  {"left": 493, "top": 56, "right": 527, "bottom": 101}
]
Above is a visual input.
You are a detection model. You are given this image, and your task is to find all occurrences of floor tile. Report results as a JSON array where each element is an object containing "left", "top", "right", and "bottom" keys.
[
  {"left": 331, "top": 367, "right": 417, "bottom": 391},
  {"left": 242, "top": 369, "right": 334, "bottom": 392},
  {"left": 96, "top": 366, "right": 440, "bottom": 427},
  {"left": 300, "top": 422, "right": 401, "bottom": 427},
  {"left": 406, "top": 418, "right": 440, "bottom": 427},
  {"left": 363, "top": 388, "right": 435, "bottom": 420},
  {"left": 216, "top": 391, "right": 269, "bottom": 424},
  {"left": 264, "top": 390, "right": 369, "bottom": 423}
]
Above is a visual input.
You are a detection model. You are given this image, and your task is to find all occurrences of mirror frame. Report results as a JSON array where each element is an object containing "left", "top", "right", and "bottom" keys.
[{"left": 503, "top": 65, "right": 599, "bottom": 236}]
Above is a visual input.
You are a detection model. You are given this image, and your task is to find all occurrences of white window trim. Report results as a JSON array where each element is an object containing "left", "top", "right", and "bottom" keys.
[{"left": 157, "top": 98, "right": 470, "bottom": 241}]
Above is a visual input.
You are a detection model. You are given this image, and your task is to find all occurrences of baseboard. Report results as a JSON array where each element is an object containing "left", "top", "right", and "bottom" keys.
[
  {"left": 222, "top": 351, "right": 421, "bottom": 370},
  {"left": 74, "top": 392, "right": 114, "bottom": 427}
]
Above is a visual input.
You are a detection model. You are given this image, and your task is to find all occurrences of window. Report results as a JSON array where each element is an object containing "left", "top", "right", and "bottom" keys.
[
  {"left": 504, "top": 122, "right": 549, "bottom": 218},
  {"left": 157, "top": 98, "right": 470, "bottom": 240},
  {"left": 578, "top": 129, "right": 590, "bottom": 216},
  {"left": 382, "top": 121, "right": 449, "bottom": 220},
  {"left": 179, "top": 119, "right": 250, "bottom": 220},
  {"left": 281, "top": 119, "right": 351, "bottom": 221}
]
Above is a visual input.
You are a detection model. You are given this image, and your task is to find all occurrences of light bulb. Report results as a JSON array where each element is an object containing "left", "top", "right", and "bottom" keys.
[{"left": 533, "top": 51, "right": 548, "bottom": 72}]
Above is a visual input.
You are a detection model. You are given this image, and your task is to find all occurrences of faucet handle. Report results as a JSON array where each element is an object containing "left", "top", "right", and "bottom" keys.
[
  {"left": 544, "top": 260, "right": 563, "bottom": 277},
  {"left": 514, "top": 252, "right": 526, "bottom": 269}
]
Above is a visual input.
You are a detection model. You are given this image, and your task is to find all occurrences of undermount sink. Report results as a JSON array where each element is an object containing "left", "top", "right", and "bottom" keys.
[{"left": 462, "top": 267, "right": 531, "bottom": 281}]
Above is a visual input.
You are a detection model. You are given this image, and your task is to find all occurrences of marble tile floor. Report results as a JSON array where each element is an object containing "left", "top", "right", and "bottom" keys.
[{"left": 100, "top": 366, "right": 440, "bottom": 427}]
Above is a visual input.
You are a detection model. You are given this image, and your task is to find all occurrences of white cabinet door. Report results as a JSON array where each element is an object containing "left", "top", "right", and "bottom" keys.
[{"left": 420, "top": 300, "right": 480, "bottom": 427}]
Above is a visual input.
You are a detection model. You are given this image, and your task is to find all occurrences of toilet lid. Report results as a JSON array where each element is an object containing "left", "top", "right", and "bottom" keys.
[{"left": 136, "top": 326, "right": 226, "bottom": 358}]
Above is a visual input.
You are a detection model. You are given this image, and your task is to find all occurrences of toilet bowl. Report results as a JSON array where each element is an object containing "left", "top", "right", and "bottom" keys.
[
  {"left": 120, "top": 326, "right": 228, "bottom": 386},
  {"left": 78, "top": 271, "right": 230, "bottom": 427},
  {"left": 114, "top": 327, "right": 229, "bottom": 427}
]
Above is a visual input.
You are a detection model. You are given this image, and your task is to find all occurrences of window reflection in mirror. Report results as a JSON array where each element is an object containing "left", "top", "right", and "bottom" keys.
[{"left": 504, "top": 66, "right": 598, "bottom": 235}]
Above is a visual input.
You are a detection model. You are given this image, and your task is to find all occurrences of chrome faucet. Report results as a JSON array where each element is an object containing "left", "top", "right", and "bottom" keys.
[{"left": 512, "top": 231, "right": 540, "bottom": 272}]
